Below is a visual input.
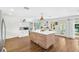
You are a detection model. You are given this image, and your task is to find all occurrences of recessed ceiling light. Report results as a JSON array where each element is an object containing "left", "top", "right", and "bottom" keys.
[{"left": 10, "top": 8, "right": 14, "bottom": 12}]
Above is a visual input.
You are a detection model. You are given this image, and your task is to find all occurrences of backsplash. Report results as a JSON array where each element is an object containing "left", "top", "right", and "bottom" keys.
[{"left": 29, "top": 19, "right": 59, "bottom": 32}]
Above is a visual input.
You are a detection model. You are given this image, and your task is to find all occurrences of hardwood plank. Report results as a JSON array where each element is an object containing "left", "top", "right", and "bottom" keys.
[{"left": 4, "top": 36, "right": 79, "bottom": 52}]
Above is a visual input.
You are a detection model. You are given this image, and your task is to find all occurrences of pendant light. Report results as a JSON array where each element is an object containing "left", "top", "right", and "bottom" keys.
[{"left": 40, "top": 12, "right": 44, "bottom": 20}]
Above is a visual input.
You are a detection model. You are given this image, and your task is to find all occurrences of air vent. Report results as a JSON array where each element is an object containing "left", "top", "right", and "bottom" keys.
[{"left": 24, "top": 7, "right": 29, "bottom": 10}]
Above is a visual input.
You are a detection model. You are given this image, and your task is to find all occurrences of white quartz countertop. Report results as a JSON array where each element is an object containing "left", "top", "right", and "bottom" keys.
[
  {"left": 31, "top": 30, "right": 75, "bottom": 38},
  {"left": 32, "top": 30, "right": 56, "bottom": 35}
]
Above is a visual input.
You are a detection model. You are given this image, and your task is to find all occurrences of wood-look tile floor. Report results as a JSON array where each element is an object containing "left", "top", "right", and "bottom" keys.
[
  {"left": 5, "top": 36, "right": 55, "bottom": 52},
  {"left": 5, "top": 37, "right": 31, "bottom": 52},
  {"left": 5, "top": 36, "right": 79, "bottom": 52}
]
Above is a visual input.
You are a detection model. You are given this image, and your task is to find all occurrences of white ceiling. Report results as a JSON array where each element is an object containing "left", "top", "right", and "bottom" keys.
[{"left": 0, "top": 7, "right": 79, "bottom": 19}]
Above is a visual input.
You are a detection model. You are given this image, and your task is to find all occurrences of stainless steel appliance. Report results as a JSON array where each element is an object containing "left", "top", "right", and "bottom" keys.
[{"left": 0, "top": 17, "right": 6, "bottom": 52}]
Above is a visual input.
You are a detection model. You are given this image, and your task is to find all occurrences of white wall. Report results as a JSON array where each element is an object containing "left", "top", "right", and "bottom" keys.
[
  {"left": 3, "top": 15, "right": 31, "bottom": 39},
  {"left": 3, "top": 15, "right": 20, "bottom": 39}
]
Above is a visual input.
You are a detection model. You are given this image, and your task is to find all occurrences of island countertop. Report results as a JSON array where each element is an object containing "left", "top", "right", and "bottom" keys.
[
  {"left": 31, "top": 29, "right": 75, "bottom": 39},
  {"left": 31, "top": 30, "right": 56, "bottom": 35}
]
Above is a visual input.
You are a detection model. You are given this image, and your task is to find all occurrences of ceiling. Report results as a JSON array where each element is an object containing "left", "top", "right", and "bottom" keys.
[{"left": 0, "top": 7, "right": 79, "bottom": 19}]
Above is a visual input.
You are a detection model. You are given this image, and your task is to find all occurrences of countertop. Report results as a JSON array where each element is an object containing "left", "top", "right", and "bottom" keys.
[
  {"left": 31, "top": 30, "right": 75, "bottom": 39},
  {"left": 31, "top": 30, "right": 56, "bottom": 35}
]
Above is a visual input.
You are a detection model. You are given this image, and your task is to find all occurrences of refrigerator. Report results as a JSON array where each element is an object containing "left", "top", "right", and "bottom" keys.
[{"left": 0, "top": 10, "right": 6, "bottom": 51}]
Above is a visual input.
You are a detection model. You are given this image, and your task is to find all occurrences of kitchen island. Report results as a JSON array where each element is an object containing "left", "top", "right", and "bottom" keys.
[{"left": 29, "top": 30, "right": 56, "bottom": 49}]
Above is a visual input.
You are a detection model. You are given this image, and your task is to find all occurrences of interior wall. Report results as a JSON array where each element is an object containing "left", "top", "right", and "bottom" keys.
[
  {"left": 75, "top": 19, "right": 79, "bottom": 24},
  {"left": 3, "top": 15, "right": 31, "bottom": 39},
  {"left": 3, "top": 15, "right": 20, "bottom": 39}
]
